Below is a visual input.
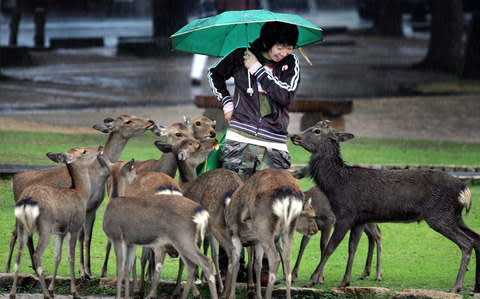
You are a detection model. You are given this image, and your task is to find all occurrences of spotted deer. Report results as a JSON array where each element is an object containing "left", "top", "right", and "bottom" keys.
[
  {"left": 10, "top": 145, "right": 103, "bottom": 299},
  {"left": 5, "top": 115, "right": 160, "bottom": 278}
]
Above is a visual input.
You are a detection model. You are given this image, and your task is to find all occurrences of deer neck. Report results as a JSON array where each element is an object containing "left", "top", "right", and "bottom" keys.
[
  {"left": 146, "top": 153, "right": 178, "bottom": 178},
  {"left": 67, "top": 163, "right": 92, "bottom": 201},
  {"left": 176, "top": 159, "right": 197, "bottom": 191},
  {"left": 103, "top": 133, "right": 129, "bottom": 163}
]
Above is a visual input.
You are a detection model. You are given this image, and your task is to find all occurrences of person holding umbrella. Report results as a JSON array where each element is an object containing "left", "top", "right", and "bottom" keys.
[
  {"left": 207, "top": 20, "right": 300, "bottom": 285},
  {"left": 208, "top": 21, "right": 299, "bottom": 180}
]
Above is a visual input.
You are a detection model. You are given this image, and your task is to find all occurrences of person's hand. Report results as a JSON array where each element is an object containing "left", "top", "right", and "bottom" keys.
[
  {"left": 243, "top": 50, "right": 258, "bottom": 69},
  {"left": 224, "top": 111, "right": 233, "bottom": 124}
]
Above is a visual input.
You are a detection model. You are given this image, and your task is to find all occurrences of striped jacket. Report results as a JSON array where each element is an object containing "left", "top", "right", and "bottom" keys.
[{"left": 207, "top": 43, "right": 300, "bottom": 143}]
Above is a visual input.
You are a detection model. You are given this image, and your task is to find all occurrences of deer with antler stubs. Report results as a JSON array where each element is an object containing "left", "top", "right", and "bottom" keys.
[
  {"left": 5, "top": 115, "right": 160, "bottom": 278},
  {"left": 291, "top": 120, "right": 479, "bottom": 292},
  {"left": 10, "top": 145, "right": 103, "bottom": 299}
]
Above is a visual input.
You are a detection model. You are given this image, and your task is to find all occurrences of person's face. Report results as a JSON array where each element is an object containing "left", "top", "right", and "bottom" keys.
[{"left": 265, "top": 43, "right": 294, "bottom": 62}]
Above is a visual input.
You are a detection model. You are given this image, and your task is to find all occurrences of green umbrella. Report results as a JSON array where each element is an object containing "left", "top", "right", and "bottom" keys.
[{"left": 171, "top": 9, "right": 323, "bottom": 57}]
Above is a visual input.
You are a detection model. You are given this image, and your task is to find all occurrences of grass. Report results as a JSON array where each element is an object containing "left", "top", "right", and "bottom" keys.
[{"left": 1, "top": 129, "right": 480, "bottom": 298}]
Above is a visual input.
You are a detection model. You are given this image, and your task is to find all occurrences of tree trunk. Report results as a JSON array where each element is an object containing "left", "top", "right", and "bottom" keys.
[
  {"left": 151, "top": 0, "right": 188, "bottom": 38},
  {"left": 373, "top": 0, "right": 403, "bottom": 37},
  {"left": 416, "top": 0, "right": 464, "bottom": 73},
  {"left": 460, "top": 11, "right": 480, "bottom": 79}
]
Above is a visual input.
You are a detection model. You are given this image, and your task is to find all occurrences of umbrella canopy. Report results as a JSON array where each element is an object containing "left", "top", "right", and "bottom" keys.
[{"left": 171, "top": 9, "right": 323, "bottom": 57}]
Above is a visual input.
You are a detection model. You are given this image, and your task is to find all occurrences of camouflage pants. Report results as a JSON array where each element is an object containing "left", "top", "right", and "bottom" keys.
[{"left": 220, "top": 140, "right": 291, "bottom": 181}]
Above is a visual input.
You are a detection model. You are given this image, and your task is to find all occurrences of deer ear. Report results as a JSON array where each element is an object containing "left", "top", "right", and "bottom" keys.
[
  {"left": 177, "top": 150, "right": 188, "bottom": 161},
  {"left": 332, "top": 132, "right": 354, "bottom": 142},
  {"left": 122, "top": 159, "right": 135, "bottom": 173},
  {"left": 92, "top": 124, "right": 110, "bottom": 134},
  {"left": 151, "top": 123, "right": 165, "bottom": 137},
  {"left": 183, "top": 116, "right": 191, "bottom": 126},
  {"left": 303, "top": 197, "right": 312, "bottom": 211},
  {"left": 154, "top": 140, "right": 172, "bottom": 153},
  {"left": 46, "top": 152, "right": 73, "bottom": 164}
]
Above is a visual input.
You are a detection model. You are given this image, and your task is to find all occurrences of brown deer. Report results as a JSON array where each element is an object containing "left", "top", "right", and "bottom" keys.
[
  {"left": 5, "top": 115, "right": 160, "bottom": 278},
  {"left": 99, "top": 157, "right": 181, "bottom": 295},
  {"left": 223, "top": 168, "right": 312, "bottom": 299},
  {"left": 291, "top": 120, "right": 479, "bottom": 292},
  {"left": 10, "top": 145, "right": 103, "bottom": 299},
  {"left": 99, "top": 116, "right": 215, "bottom": 280},
  {"left": 103, "top": 137, "right": 219, "bottom": 299},
  {"left": 133, "top": 116, "right": 216, "bottom": 177}
]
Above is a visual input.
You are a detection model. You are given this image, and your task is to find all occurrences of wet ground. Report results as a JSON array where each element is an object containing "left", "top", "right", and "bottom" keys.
[{"left": 0, "top": 31, "right": 479, "bottom": 143}]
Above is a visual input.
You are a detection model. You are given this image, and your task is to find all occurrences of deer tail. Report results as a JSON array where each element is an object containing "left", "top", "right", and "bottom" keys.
[
  {"left": 15, "top": 197, "right": 40, "bottom": 233},
  {"left": 272, "top": 189, "right": 304, "bottom": 227},
  {"left": 459, "top": 186, "right": 472, "bottom": 215},
  {"left": 193, "top": 206, "right": 209, "bottom": 242}
]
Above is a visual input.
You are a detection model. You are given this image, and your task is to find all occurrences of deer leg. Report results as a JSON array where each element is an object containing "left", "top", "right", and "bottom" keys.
[
  {"left": 262, "top": 242, "right": 280, "bottom": 299},
  {"left": 48, "top": 234, "right": 65, "bottom": 295},
  {"left": 100, "top": 240, "right": 112, "bottom": 278},
  {"left": 78, "top": 228, "right": 87, "bottom": 278},
  {"left": 359, "top": 224, "right": 374, "bottom": 280},
  {"left": 113, "top": 241, "right": 126, "bottom": 299},
  {"left": 373, "top": 224, "right": 382, "bottom": 281},
  {"left": 33, "top": 232, "right": 54, "bottom": 299},
  {"left": 253, "top": 244, "right": 264, "bottom": 299},
  {"left": 209, "top": 236, "right": 224, "bottom": 293},
  {"left": 10, "top": 228, "right": 28, "bottom": 298},
  {"left": 145, "top": 246, "right": 166, "bottom": 298},
  {"left": 123, "top": 244, "right": 137, "bottom": 299},
  {"left": 426, "top": 218, "right": 473, "bottom": 293},
  {"left": 458, "top": 219, "right": 480, "bottom": 292},
  {"left": 172, "top": 258, "right": 185, "bottom": 297},
  {"left": 275, "top": 236, "right": 285, "bottom": 280},
  {"left": 340, "top": 224, "right": 364, "bottom": 287},
  {"left": 138, "top": 247, "right": 151, "bottom": 298},
  {"left": 228, "top": 236, "right": 243, "bottom": 299},
  {"left": 67, "top": 232, "right": 81, "bottom": 298},
  {"left": 282, "top": 225, "right": 296, "bottom": 299},
  {"left": 306, "top": 223, "right": 350, "bottom": 288},
  {"left": 5, "top": 224, "right": 19, "bottom": 273},
  {"left": 291, "top": 235, "right": 311, "bottom": 280},
  {"left": 83, "top": 211, "right": 96, "bottom": 278}
]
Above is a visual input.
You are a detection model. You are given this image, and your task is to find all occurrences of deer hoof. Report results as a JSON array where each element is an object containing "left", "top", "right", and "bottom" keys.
[
  {"left": 9, "top": 294, "right": 16, "bottom": 299},
  {"left": 72, "top": 291, "right": 81, "bottom": 299}
]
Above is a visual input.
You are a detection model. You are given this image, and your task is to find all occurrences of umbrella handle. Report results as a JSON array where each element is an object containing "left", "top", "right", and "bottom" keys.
[{"left": 247, "top": 73, "right": 254, "bottom": 96}]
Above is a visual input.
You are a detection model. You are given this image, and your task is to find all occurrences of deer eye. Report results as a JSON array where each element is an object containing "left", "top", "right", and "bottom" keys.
[
  {"left": 125, "top": 120, "right": 132, "bottom": 124},
  {"left": 195, "top": 121, "right": 201, "bottom": 126},
  {"left": 175, "top": 133, "right": 184, "bottom": 137},
  {"left": 82, "top": 150, "right": 87, "bottom": 154},
  {"left": 313, "top": 129, "right": 321, "bottom": 135}
]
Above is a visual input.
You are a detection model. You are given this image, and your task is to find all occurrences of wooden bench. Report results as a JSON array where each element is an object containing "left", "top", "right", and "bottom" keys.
[{"left": 194, "top": 95, "right": 353, "bottom": 130}]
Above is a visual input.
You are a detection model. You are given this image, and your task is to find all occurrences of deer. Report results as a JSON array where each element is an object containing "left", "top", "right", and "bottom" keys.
[
  {"left": 5, "top": 114, "right": 160, "bottom": 278},
  {"left": 99, "top": 116, "right": 216, "bottom": 279},
  {"left": 132, "top": 116, "right": 216, "bottom": 177},
  {"left": 222, "top": 168, "right": 313, "bottom": 299},
  {"left": 99, "top": 157, "right": 181, "bottom": 296},
  {"left": 10, "top": 145, "right": 103, "bottom": 299},
  {"left": 102, "top": 137, "right": 219, "bottom": 299},
  {"left": 290, "top": 120, "right": 479, "bottom": 293},
  {"left": 155, "top": 137, "right": 318, "bottom": 298},
  {"left": 290, "top": 186, "right": 382, "bottom": 283}
]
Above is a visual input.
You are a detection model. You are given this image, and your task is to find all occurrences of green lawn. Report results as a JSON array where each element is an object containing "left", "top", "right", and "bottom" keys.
[{"left": 0, "top": 129, "right": 479, "bottom": 297}]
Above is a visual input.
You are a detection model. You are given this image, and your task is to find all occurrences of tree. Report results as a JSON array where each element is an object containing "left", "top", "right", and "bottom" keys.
[
  {"left": 373, "top": 0, "right": 403, "bottom": 37},
  {"left": 460, "top": 11, "right": 480, "bottom": 78},
  {"left": 415, "top": 0, "right": 464, "bottom": 73}
]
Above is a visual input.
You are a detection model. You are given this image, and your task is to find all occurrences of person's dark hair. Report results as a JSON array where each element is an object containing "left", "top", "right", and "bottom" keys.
[{"left": 259, "top": 21, "right": 299, "bottom": 51}]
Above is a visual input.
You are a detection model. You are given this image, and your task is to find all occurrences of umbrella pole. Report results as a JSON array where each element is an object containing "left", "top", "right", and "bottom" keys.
[{"left": 245, "top": 24, "right": 254, "bottom": 96}]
